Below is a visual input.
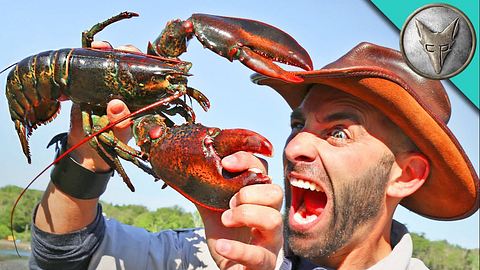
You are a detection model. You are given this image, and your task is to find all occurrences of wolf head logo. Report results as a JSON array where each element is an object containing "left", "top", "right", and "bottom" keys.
[{"left": 415, "top": 18, "right": 459, "bottom": 74}]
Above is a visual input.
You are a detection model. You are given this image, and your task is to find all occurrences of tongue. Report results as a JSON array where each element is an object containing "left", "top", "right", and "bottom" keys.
[{"left": 304, "top": 189, "right": 326, "bottom": 215}]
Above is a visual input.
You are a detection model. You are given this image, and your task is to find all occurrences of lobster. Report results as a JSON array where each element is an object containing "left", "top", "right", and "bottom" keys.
[{"left": 3, "top": 11, "right": 313, "bottom": 192}]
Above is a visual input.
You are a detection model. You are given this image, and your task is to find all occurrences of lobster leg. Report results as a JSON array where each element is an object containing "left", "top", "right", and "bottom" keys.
[
  {"left": 95, "top": 132, "right": 152, "bottom": 175},
  {"left": 94, "top": 137, "right": 136, "bottom": 191},
  {"left": 163, "top": 99, "right": 196, "bottom": 123},
  {"left": 82, "top": 11, "right": 139, "bottom": 48},
  {"left": 81, "top": 110, "right": 150, "bottom": 191},
  {"left": 186, "top": 86, "right": 210, "bottom": 112}
]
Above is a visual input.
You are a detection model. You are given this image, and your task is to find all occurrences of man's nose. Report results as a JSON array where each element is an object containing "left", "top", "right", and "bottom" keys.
[{"left": 284, "top": 132, "right": 318, "bottom": 163}]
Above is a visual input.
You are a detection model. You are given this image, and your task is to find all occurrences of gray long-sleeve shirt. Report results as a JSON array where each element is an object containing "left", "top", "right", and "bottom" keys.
[
  {"left": 30, "top": 204, "right": 428, "bottom": 270},
  {"left": 29, "top": 204, "right": 216, "bottom": 270}
]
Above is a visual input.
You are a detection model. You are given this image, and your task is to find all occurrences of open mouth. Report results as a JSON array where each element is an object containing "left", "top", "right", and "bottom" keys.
[{"left": 289, "top": 176, "right": 328, "bottom": 230}]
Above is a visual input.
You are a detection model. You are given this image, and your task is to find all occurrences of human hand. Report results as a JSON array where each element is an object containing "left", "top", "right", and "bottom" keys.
[
  {"left": 198, "top": 151, "right": 284, "bottom": 270},
  {"left": 67, "top": 41, "right": 139, "bottom": 172}
]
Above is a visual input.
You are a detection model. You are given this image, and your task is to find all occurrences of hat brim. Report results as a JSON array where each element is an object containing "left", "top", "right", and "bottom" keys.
[{"left": 252, "top": 68, "right": 479, "bottom": 220}]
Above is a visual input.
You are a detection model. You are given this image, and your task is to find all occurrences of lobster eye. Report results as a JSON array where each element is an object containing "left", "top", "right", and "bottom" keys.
[
  {"left": 148, "top": 125, "right": 164, "bottom": 139},
  {"left": 182, "top": 20, "right": 194, "bottom": 33}
]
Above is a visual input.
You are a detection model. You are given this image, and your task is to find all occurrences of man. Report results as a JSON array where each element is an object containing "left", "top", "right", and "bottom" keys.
[
  {"left": 248, "top": 42, "right": 479, "bottom": 269},
  {"left": 30, "top": 42, "right": 478, "bottom": 269}
]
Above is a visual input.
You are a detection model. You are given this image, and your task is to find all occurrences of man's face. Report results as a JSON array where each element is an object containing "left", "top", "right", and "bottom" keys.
[{"left": 283, "top": 85, "right": 396, "bottom": 262}]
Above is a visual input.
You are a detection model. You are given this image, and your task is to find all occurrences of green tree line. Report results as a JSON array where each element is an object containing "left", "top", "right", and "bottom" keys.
[
  {"left": 0, "top": 185, "right": 478, "bottom": 269},
  {"left": 0, "top": 185, "right": 201, "bottom": 241}
]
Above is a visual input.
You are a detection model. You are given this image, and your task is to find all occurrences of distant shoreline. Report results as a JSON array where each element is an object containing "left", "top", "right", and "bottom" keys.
[
  {"left": 0, "top": 240, "right": 29, "bottom": 269},
  {"left": 0, "top": 240, "right": 30, "bottom": 252}
]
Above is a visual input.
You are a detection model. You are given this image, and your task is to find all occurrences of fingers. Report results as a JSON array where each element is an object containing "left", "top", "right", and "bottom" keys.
[
  {"left": 222, "top": 151, "right": 268, "bottom": 174},
  {"left": 68, "top": 104, "right": 84, "bottom": 144},
  {"left": 91, "top": 41, "right": 113, "bottom": 50},
  {"left": 67, "top": 104, "right": 112, "bottom": 171},
  {"left": 229, "top": 184, "right": 283, "bottom": 210},
  {"left": 91, "top": 40, "right": 142, "bottom": 54},
  {"left": 66, "top": 99, "right": 132, "bottom": 171},
  {"left": 222, "top": 184, "right": 283, "bottom": 250},
  {"left": 202, "top": 184, "right": 284, "bottom": 270},
  {"left": 106, "top": 99, "right": 132, "bottom": 143},
  {"left": 92, "top": 40, "right": 142, "bottom": 53},
  {"left": 116, "top": 44, "right": 142, "bottom": 53},
  {"left": 215, "top": 239, "right": 277, "bottom": 270},
  {"left": 221, "top": 203, "right": 283, "bottom": 238}
]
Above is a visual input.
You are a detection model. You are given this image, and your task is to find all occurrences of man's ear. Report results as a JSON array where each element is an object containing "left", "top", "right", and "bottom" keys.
[{"left": 387, "top": 153, "right": 430, "bottom": 199}]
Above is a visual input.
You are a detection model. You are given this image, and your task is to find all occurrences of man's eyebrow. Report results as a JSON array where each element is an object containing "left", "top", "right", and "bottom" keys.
[
  {"left": 323, "top": 112, "right": 361, "bottom": 124},
  {"left": 290, "top": 108, "right": 304, "bottom": 120}
]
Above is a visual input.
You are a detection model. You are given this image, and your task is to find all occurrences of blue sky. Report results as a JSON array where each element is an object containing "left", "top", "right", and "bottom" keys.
[{"left": 0, "top": 0, "right": 478, "bottom": 249}]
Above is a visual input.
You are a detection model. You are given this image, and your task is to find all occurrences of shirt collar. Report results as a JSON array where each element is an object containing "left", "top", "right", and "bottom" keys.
[{"left": 366, "top": 220, "right": 412, "bottom": 269}]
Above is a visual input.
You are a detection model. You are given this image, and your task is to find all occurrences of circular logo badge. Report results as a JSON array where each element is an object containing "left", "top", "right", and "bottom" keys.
[{"left": 400, "top": 4, "right": 476, "bottom": 79}]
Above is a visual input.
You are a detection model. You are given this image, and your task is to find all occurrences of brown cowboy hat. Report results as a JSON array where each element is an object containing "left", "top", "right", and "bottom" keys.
[{"left": 251, "top": 42, "right": 479, "bottom": 220}]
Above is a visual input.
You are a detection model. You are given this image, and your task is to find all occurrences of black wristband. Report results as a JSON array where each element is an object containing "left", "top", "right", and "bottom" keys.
[{"left": 49, "top": 133, "right": 113, "bottom": 200}]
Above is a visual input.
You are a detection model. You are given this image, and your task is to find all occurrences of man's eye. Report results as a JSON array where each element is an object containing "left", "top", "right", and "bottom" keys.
[
  {"left": 290, "top": 121, "right": 304, "bottom": 130},
  {"left": 331, "top": 129, "right": 348, "bottom": 140}
]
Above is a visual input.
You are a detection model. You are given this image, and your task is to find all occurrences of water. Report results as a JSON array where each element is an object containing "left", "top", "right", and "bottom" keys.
[{"left": 0, "top": 249, "right": 30, "bottom": 257}]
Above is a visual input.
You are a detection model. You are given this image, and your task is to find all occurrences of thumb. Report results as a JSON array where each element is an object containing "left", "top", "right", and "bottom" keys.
[{"left": 106, "top": 99, "right": 132, "bottom": 142}]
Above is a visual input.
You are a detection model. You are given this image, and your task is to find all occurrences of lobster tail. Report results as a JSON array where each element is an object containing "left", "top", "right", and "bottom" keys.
[
  {"left": 9, "top": 100, "right": 61, "bottom": 164},
  {"left": 5, "top": 53, "right": 62, "bottom": 163},
  {"left": 14, "top": 120, "right": 31, "bottom": 164}
]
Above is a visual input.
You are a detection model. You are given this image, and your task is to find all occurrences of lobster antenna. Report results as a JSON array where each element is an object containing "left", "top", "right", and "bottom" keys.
[
  {"left": 10, "top": 91, "right": 187, "bottom": 257},
  {"left": 0, "top": 63, "right": 17, "bottom": 75}
]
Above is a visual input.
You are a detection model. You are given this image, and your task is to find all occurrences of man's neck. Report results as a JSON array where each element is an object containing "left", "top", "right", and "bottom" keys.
[{"left": 314, "top": 219, "right": 394, "bottom": 269}]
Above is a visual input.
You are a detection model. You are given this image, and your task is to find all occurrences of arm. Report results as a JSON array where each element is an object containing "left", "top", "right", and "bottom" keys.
[
  {"left": 199, "top": 152, "right": 284, "bottom": 270},
  {"left": 30, "top": 100, "right": 133, "bottom": 269},
  {"left": 30, "top": 100, "right": 132, "bottom": 266},
  {"left": 34, "top": 100, "right": 132, "bottom": 233}
]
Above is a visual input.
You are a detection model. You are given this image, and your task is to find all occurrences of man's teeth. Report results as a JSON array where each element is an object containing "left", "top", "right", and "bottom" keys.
[
  {"left": 248, "top": 168, "right": 263, "bottom": 174},
  {"left": 294, "top": 212, "right": 318, "bottom": 224},
  {"left": 290, "top": 178, "right": 322, "bottom": 192}
]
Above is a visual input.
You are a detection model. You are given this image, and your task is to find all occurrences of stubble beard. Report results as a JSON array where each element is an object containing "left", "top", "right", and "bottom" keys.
[{"left": 285, "top": 154, "right": 394, "bottom": 262}]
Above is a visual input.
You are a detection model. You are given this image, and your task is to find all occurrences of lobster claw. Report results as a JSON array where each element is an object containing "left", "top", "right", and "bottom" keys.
[
  {"left": 146, "top": 122, "right": 273, "bottom": 211},
  {"left": 149, "top": 14, "right": 313, "bottom": 83}
]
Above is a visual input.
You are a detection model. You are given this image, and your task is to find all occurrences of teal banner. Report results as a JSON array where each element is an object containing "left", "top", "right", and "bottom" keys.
[{"left": 370, "top": 0, "right": 479, "bottom": 108}]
